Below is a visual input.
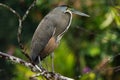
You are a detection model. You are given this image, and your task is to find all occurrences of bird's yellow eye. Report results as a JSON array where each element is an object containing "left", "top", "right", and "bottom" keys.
[
  {"left": 66, "top": 7, "right": 69, "bottom": 10},
  {"left": 67, "top": 8, "right": 73, "bottom": 11},
  {"left": 67, "top": 7, "right": 70, "bottom": 11},
  {"left": 64, "top": 7, "right": 70, "bottom": 13}
]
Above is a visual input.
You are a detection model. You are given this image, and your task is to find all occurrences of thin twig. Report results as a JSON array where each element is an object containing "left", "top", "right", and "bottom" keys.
[
  {"left": 94, "top": 53, "right": 120, "bottom": 73},
  {"left": 0, "top": 2, "right": 31, "bottom": 61},
  {"left": 0, "top": 3, "right": 21, "bottom": 19},
  {"left": 17, "top": 0, "right": 37, "bottom": 61},
  {"left": 22, "top": 0, "right": 37, "bottom": 21}
]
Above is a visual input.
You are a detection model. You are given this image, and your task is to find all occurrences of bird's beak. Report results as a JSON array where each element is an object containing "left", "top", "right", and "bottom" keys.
[{"left": 70, "top": 8, "right": 90, "bottom": 17}]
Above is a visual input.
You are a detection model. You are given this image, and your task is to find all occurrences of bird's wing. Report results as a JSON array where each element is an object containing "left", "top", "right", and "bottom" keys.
[{"left": 30, "top": 18, "right": 56, "bottom": 64}]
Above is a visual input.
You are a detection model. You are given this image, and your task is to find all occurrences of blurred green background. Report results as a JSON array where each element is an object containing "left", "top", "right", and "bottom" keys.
[{"left": 0, "top": 0, "right": 120, "bottom": 80}]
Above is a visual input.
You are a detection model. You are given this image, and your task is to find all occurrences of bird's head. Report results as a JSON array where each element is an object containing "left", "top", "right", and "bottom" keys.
[{"left": 57, "top": 5, "right": 90, "bottom": 17}]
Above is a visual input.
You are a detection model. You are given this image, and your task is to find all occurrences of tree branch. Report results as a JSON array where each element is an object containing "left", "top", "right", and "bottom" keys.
[{"left": 0, "top": 52, "right": 74, "bottom": 80}]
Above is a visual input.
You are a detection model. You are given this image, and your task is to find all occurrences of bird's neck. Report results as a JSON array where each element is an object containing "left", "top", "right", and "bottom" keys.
[{"left": 56, "top": 10, "right": 72, "bottom": 43}]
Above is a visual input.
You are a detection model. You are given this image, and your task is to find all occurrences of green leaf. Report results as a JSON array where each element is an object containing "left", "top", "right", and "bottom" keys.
[
  {"left": 100, "top": 8, "right": 113, "bottom": 29},
  {"left": 111, "top": 6, "right": 120, "bottom": 28}
]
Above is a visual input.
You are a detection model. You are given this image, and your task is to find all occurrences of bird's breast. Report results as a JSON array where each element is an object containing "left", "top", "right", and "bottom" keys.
[{"left": 40, "top": 37, "right": 58, "bottom": 59}]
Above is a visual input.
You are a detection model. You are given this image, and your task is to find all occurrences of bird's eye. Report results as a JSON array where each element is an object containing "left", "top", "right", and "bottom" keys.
[
  {"left": 66, "top": 7, "right": 69, "bottom": 10},
  {"left": 63, "top": 7, "right": 69, "bottom": 13}
]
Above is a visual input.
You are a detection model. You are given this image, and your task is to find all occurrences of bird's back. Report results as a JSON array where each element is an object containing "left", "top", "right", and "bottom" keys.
[{"left": 30, "top": 17, "right": 54, "bottom": 64}]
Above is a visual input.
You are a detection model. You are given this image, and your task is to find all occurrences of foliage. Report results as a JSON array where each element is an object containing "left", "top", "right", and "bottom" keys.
[{"left": 0, "top": 0, "right": 120, "bottom": 80}]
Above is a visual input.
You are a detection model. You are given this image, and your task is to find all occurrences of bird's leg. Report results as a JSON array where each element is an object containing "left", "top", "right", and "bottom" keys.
[
  {"left": 38, "top": 56, "right": 42, "bottom": 68},
  {"left": 51, "top": 52, "right": 54, "bottom": 72}
]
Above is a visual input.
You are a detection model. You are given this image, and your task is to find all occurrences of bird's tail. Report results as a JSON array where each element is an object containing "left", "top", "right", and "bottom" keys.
[{"left": 29, "top": 52, "right": 40, "bottom": 65}]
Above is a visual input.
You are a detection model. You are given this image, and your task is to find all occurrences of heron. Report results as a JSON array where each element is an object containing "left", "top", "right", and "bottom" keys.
[{"left": 29, "top": 5, "right": 89, "bottom": 67}]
